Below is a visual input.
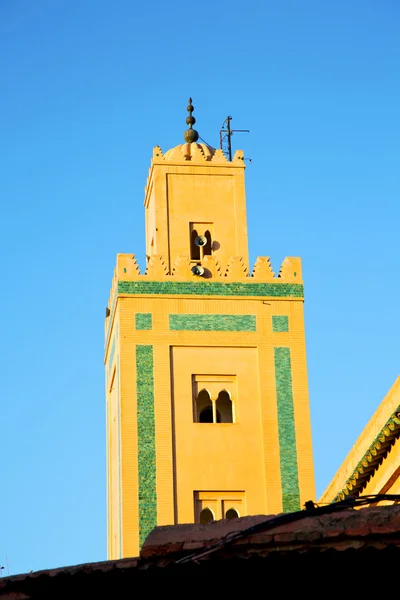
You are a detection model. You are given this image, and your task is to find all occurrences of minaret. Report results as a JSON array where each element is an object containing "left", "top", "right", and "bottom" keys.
[{"left": 105, "top": 100, "right": 315, "bottom": 559}]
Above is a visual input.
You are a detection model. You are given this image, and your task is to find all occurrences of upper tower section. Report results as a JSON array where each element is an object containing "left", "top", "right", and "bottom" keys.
[{"left": 144, "top": 98, "right": 249, "bottom": 274}]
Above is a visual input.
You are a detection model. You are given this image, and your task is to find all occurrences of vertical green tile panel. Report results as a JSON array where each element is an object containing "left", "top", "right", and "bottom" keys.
[
  {"left": 272, "top": 315, "right": 289, "bottom": 332},
  {"left": 274, "top": 347, "right": 300, "bottom": 512},
  {"left": 135, "top": 313, "right": 152, "bottom": 330},
  {"left": 136, "top": 345, "right": 157, "bottom": 546}
]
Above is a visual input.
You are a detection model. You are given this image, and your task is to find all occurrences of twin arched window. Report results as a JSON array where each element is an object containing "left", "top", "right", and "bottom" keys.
[
  {"left": 195, "top": 388, "right": 234, "bottom": 423},
  {"left": 199, "top": 507, "right": 240, "bottom": 524}
]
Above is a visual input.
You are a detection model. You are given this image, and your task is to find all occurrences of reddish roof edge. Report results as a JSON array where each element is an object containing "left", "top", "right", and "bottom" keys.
[{"left": 2, "top": 504, "right": 400, "bottom": 590}]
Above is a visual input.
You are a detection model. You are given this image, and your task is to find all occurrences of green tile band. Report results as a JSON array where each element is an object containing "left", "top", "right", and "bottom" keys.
[
  {"left": 169, "top": 314, "right": 256, "bottom": 331},
  {"left": 119, "top": 280, "right": 303, "bottom": 298},
  {"left": 135, "top": 313, "right": 152, "bottom": 330},
  {"left": 272, "top": 316, "right": 289, "bottom": 332},
  {"left": 136, "top": 345, "right": 157, "bottom": 546},
  {"left": 274, "top": 347, "right": 300, "bottom": 512}
]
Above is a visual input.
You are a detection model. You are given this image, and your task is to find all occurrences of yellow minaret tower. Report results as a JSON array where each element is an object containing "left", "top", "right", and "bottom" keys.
[{"left": 105, "top": 99, "right": 315, "bottom": 559}]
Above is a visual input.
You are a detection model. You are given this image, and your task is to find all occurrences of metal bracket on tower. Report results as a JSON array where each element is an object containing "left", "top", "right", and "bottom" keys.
[{"left": 219, "top": 116, "right": 249, "bottom": 161}]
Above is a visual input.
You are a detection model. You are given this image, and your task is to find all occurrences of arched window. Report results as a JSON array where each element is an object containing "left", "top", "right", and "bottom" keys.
[
  {"left": 216, "top": 390, "right": 233, "bottom": 423},
  {"left": 199, "top": 406, "right": 221, "bottom": 423},
  {"left": 196, "top": 389, "right": 212, "bottom": 422},
  {"left": 203, "top": 230, "right": 212, "bottom": 256},
  {"left": 190, "top": 229, "right": 200, "bottom": 260},
  {"left": 225, "top": 508, "right": 239, "bottom": 520},
  {"left": 200, "top": 507, "right": 214, "bottom": 524},
  {"left": 199, "top": 406, "right": 213, "bottom": 423},
  {"left": 194, "top": 389, "right": 232, "bottom": 423}
]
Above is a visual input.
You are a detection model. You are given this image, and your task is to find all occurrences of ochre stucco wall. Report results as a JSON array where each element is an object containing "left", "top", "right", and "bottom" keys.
[{"left": 105, "top": 142, "right": 315, "bottom": 558}]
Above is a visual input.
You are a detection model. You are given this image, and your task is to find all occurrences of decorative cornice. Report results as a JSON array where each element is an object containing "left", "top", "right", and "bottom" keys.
[
  {"left": 332, "top": 407, "right": 400, "bottom": 503},
  {"left": 110, "top": 253, "right": 302, "bottom": 286},
  {"left": 105, "top": 253, "right": 304, "bottom": 348},
  {"left": 149, "top": 145, "right": 245, "bottom": 165}
]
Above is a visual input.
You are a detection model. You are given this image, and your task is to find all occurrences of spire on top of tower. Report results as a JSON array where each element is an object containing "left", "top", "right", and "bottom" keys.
[
  {"left": 162, "top": 98, "right": 219, "bottom": 161},
  {"left": 183, "top": 98, "right": 199, "bottom": 143}
]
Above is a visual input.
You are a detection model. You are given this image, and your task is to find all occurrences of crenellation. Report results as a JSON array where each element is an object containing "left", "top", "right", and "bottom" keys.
[
  {"left": 145, "top": 254, "right": 169, "bottom": 278},
  {"left": 224, "top": 256, "right": 249, "bottom": 279},
  {"left": 202, "top": 255, "right": 222, "bottom": 279},
  {"left": 148, "top": 144, "right": 246, "bottom": 167},
  {"left": 210, "top": 148, "right": 229, "bottom": 164},
  {"left": 171, "top": 255, "right": 191, "bottom": 279},
  {"left": 190, "top": 143, "right": 208, "bottom": 162},
  {"left": 252, "top": 257, "right": 275, "bottom": 280},
  {"left": 116, "top": 253, "right": 141, "bottom": 280},
  {"left": 233, "top": 149, "right": 245, "bottom": 163},
  {"left": 278, "top": 257, "right": 302, "bottom": 282},
  {"left": 109, "top": 254, "right": 303, "bottom": 289},
  {"left": 153, "top": 145, "right": 164, "bottom": 159}
]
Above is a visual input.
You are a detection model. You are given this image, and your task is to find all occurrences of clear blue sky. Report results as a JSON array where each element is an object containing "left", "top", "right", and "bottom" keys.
[{"left": 1, "top": 0, "right": 399, "bottom": 576}]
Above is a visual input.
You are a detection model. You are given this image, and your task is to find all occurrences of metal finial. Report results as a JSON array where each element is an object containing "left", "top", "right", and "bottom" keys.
[{"left": 184, "top": 97, "right": 199, "bottom": 143}]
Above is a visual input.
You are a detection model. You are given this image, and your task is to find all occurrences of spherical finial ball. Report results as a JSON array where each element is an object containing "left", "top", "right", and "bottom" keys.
[
  {"left": 184, "top": 128, "right": 199, "bottom": 143},
  {"left": 186, "top": 115, "right": 196, "bottom": 126},
  {"left": 187, "top": 103, "right": 194, "bottom": 113}
]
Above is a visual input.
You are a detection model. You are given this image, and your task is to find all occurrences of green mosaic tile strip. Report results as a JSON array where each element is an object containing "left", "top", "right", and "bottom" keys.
[
  {"left": 118, "top": 280, "right": 303, "bottom": 298},
  {"left": 135, "top": 313, "right": 152, "bottom": 330},
  {"left": 136, "top": 345, "right": 157, "bottom": 546},
  {"left": 272, "top": 315, "right": 289, "bottom": 332},
  {"left": 169, "top": 314, "right": 256, "bottom": 332},
  {"left": 274, "top": 347, "right": 300, "bottom": 512}
]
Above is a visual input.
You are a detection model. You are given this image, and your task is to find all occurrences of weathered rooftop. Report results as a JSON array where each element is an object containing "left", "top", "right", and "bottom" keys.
[{"left": 2, "top": 503, "right": 400, "bottom": 597}]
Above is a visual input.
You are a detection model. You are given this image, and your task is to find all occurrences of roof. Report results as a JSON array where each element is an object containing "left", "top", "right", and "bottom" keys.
[
  {"left": 321, "top": 377, "right": 400, "bottom": 503},
  {"left": 163, "top": 142, "right": 216, "bottom": 161},
  {"left": 332, "top": 407, "right": 400, "bottom": 501},
  {"left": 2, "top": 503, "right": 400, "bottom": 596}
]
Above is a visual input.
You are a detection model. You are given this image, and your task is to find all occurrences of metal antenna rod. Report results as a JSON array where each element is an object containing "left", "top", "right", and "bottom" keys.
[{"left": 220, "top": 116, "right": 249, "bottom": 161}]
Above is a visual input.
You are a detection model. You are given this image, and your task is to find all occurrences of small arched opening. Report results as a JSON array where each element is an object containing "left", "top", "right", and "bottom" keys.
[
  {"left": 190, "top": 229, "right": 200, "bottom": 261},
  {"left": 200, "top": 507, "right": 214, "bottom": 525},
  {"left": 199, "top": 406, "right": 213, "bottom": 423},
  {"left": 203, "top": 230, "right": 212, "bottom": 256},
  {"left": 216, "top": 390, "right": 233, "bottom": 423},
  {"left": 196, "top": 389, "right": 212, "bottom": 422},
  {"left": 199, "top": 406, "right": 221, "bottom": 423},
  {"left": 225, "top": 508, "right": 239, "bottom": 520}
]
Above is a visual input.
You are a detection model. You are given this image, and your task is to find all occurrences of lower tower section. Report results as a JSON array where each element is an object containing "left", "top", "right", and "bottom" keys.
[{"left": 105, "top": 254, "right": 315, "bottom": 558}]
